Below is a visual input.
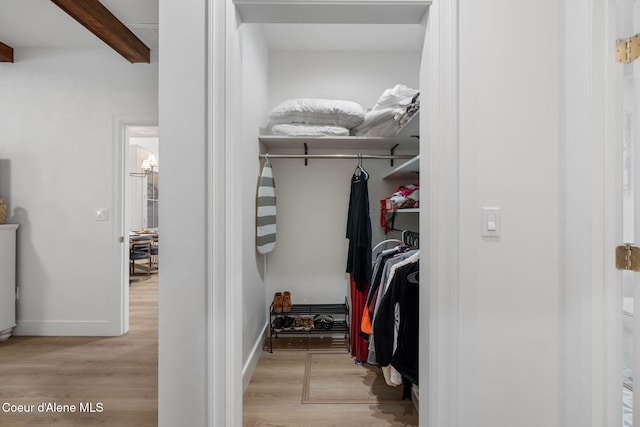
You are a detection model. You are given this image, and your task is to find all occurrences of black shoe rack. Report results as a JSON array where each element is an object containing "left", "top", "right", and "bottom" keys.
[{"left": 268, "top": 296, "right": 350, "bottom": 353}]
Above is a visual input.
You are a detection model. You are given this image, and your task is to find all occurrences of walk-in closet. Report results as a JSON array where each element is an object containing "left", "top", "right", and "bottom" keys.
[{"left": 231, "top": 1, "right": 430, "bottom": 421}]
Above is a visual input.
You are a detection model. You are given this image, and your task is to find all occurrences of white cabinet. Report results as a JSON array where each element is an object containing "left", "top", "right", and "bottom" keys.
[{"left": 0, "top": 224, "right": 18, "bottom": 341}]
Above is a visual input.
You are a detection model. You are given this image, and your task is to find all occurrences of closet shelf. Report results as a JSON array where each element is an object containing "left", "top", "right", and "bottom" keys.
[
  {"left": 387, "top": 208, "right": 419, "bottom": 213},
  {"left": 383, "top": 155, "right": 420, "bottom": 180}
]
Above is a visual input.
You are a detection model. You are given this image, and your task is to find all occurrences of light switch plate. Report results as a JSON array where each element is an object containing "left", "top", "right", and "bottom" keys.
[
  {"left": 96, "top": 208, "right": 109, "bottom": 221},
  {"left": 481, "top": 207, "right": 500, "bottom": 237}
]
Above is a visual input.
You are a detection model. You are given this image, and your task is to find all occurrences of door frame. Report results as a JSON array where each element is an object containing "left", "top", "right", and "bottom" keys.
[
  {"left": 421, "top": 0, "right": 460, "bottom": 425},
  {"left": 562, "top": 0, "right": 623, "bottom": 425},
  {"left": 113, "top": 113, "right": 159, "bottom": 335},
  {"left": 598, "top": 0, "right": 625, "bottom": 425},
  {"left": 211, "top": 0, "right": 461, "bottom": 426}
]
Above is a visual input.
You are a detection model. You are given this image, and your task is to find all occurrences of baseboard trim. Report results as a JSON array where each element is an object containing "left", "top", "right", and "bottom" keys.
[
  {"left": 242, "top": 320, "right": 268, "bottom": 392},
  {"left": 12, "top": 320, "right": 116, "bottom": 336}
]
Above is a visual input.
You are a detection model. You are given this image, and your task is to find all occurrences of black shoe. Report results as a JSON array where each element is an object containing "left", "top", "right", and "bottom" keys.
[
  {"left": 313, "top": 314, "right": 334, "bottom": 330},
  {"left": 273, "top": 316, "right": 283, "bottom": 331},
  {"left": 282, "top": 316, "right": 294, "bottom": 329}
]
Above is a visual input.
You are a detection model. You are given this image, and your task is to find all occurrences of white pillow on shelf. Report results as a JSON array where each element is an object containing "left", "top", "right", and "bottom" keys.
[{"left": 268, "top": 98, "right": 365, "bottom": 129}]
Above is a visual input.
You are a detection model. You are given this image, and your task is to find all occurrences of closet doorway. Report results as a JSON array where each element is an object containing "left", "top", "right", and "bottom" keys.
[
  {"left": 231, "top": 1, "right": 430, "bottom": 423},
  {"left": 198, "top": 0, "right": 459, "bottom": 423}
]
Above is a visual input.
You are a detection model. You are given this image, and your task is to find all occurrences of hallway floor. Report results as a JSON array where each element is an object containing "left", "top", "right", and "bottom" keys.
[{"left": 0, "top": 275, "right": 158, "bottom": 426}]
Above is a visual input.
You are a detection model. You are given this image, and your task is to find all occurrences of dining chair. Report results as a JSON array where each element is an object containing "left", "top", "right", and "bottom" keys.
[{"left": 129, "top": 235, "right": 153, "bottom": 276}]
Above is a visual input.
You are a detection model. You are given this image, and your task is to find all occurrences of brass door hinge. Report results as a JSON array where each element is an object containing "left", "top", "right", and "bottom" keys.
[
  {"left": 617, "top": 34, "right": 640, "bottom": 64},
  {"left": 616, "top": 244, "right": 640, "bottom": 271}
]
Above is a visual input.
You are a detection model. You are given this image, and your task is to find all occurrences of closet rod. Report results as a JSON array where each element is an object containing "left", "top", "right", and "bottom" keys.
[{"left": 259, "top": 153, "right": 414, "bottom": 160}]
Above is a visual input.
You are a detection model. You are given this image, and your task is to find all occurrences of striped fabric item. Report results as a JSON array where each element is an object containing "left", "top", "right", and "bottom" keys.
[{"left": 256, "top": 160, "right": 277, "bottom": 254}]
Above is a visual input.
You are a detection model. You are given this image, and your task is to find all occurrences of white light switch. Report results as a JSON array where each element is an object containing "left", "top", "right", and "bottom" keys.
[
  {"left": 96, "top": 208, "right": 109, "bottom": 221},
  {"left": 481, "top": 207, "right": 500, "bottom": 237}
]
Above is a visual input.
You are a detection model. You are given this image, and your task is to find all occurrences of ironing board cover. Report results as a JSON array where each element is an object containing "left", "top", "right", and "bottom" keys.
[{"left": 256, "top": 160, "right": 276, "bottom": 254}]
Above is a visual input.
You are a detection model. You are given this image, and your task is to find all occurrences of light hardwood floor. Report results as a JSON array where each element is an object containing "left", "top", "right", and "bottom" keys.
[
  {"left": 0, "top": 275, "right": 158, "bottom": 426},
  {"left": 243, "top": 337, "right": 418, "bottom": 427}
]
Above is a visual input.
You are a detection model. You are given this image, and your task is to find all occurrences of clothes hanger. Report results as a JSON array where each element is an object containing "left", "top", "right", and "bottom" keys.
[{"left": 355, "top": 154, "right": 369, "bottom": 179}]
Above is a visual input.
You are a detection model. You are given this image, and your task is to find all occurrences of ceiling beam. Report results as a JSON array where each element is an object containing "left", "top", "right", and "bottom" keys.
[
  {"left": 50, "top": 0, "right": 150, "bottom": 63},
  {"left": 0, "top": 42, "right": 14, "bottom": 63}
]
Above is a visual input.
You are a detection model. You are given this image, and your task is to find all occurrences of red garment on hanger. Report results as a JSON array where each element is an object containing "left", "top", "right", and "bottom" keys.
[{"left": 350, "top": 274, "right": 369, "bottom": 362}]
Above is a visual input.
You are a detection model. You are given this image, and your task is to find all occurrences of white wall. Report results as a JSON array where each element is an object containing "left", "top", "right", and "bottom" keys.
[
  {"left": 457, "top": 1, "right": 561, "bottom": 426},
  {"left": 0, "top": 48, "right": 157, "bottom": 336},
  {"left": 269, "top": 51, "right": 420, "bottom": 112},
  {"left": 158, "top": 0, "right": 208, "bottom": 424}
]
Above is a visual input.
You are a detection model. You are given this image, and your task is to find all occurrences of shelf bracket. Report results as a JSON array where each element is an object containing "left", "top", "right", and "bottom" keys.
[
  {"left": 304, "top": 142, "right": 308, "bottom": 166},
  {"left": 390, "top": 143, "right": 399, "bottom": 167}
]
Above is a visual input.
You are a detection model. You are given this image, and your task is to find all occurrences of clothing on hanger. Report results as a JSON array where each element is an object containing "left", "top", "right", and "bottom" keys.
[
  {"left": 367, "top": 249, "right": 418, "bottom": 366},
  {"left": 361, "top": 245, "right": 407, "bottom": 341},
  {"left": 346, "top": 159, "right": 372, "bottom": 362},
  {"left": 346, "top": 157, "right": 372, "bottom": 289},
  {"left": 373, "top": 253, "right": 420, "bottom": 385}
]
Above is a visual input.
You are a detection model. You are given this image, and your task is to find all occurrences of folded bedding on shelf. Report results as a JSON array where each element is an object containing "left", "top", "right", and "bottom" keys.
[
  {"left": 354, "top": 84, "right": 419, "bottom": 137},
  {"left": 353, "top": 117, "right": 400, "bottom": 138},
  {"left": 270, "top": 123, "right": 350, "bottom": 137},
  {"left": 268, "top": 98, "right": 365, "bottom": 129}
]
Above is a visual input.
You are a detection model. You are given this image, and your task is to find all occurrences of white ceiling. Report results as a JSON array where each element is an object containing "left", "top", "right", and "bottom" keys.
[
  {"left": 0, "top": 1, "right": 424, "bottom": 54},
  {"left": 0, "top": 0, "right": 158, "bottom": 50}
]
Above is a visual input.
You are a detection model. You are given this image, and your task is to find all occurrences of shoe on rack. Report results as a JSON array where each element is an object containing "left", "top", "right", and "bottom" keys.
[
  {"left": 283, "top": 291, "right": 292, "bottom": 313},
  {"left": 313, "top": 314, "right": 334, "bottom": 330},
  {"left": 273, "top": 316, "right": 283, "bottom": 332},
  {"left": 303, "top": 317, "right": 314, "bottom": 331},
  {"left": 273, "top": 292, "right": 283, "bottom": 313},
  {"left": 294, "top": 315, "right": 304, "bottom": 330},
  {"left": 282, "top": 316, "right": 294, "bottom": 329}
]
